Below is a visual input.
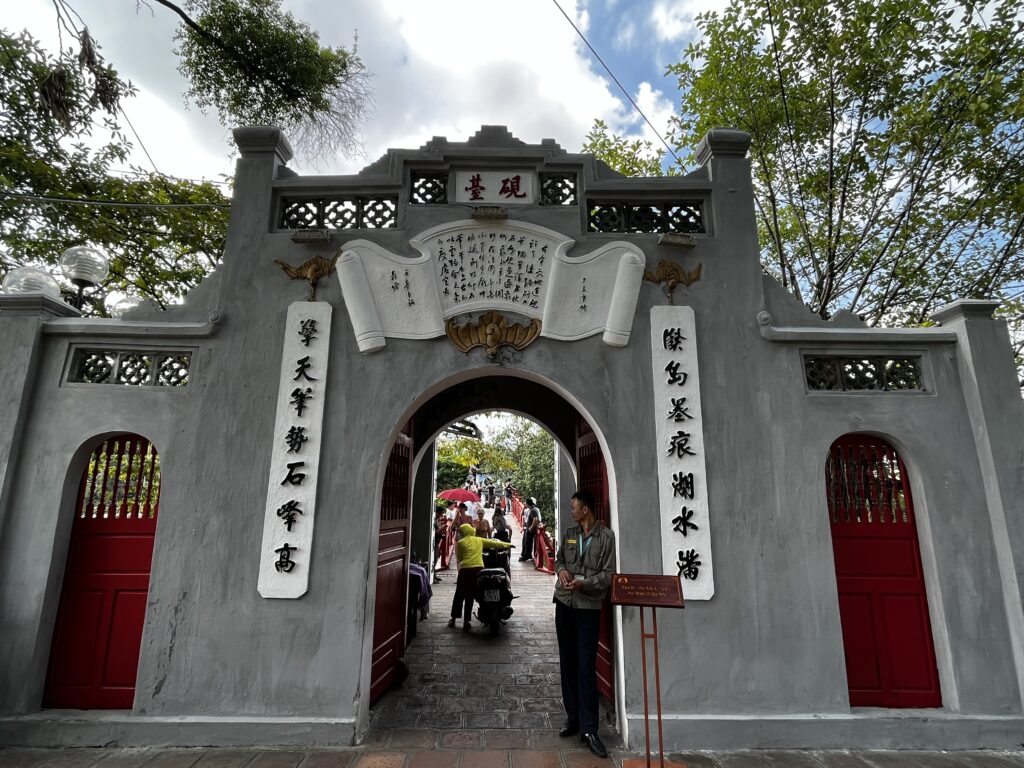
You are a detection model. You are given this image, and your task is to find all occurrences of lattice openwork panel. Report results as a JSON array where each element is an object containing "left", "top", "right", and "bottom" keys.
[
  {"left": 73, "top": 351, "right": 116, "bottom": 384},
  {"left": 69, "top": 349, "right": 192, "bottom": 388},
  {"left": 825, "top": 437, "right": 910, "bottom": 524},
  {"left": 540, "top": 174, "right": 577, "bottom": 205},
  {"left": 587, "top": 200, "right": 705, "bottom": 233},
  {"left": 380, "top": 435, "right": 411, "bottom": 522},
  {"left": 279, "top": 196, "right": 398, "bottom": 230},
  {"left": 78, "top": 434, "right": 161, "bottom": 519},
  {"left": 411, "top": 173, "right": 448, "bottom": 204},
  {"left": 804, "top": 355, "right": 924, "bottom": 392}
]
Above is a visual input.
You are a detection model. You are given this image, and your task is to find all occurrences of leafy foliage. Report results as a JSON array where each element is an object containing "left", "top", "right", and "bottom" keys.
[
  {"left": 0, "top": 30, "right": 229, "bottom": 313},
  {"left": 174, "top": 0, "right": 370, "bottom": 162},
  {"left": 491, "top": 419, "right": 556, "bottom": 516},
  {"left": 586, "top": 0, "right": 1024, "bottom": 385},
  {"left": 583, "top": 119, "right": 670, "bottom": 178}
]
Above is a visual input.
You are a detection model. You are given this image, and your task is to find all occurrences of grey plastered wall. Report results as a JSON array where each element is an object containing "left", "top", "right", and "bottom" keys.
[{"left": 0, "top": 126, "right": 1023, "bottom": 749}]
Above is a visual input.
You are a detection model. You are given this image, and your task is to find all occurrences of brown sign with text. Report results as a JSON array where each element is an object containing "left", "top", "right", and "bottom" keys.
[{"left": 610, "top": 573, "right": 684, "bottom": 608}]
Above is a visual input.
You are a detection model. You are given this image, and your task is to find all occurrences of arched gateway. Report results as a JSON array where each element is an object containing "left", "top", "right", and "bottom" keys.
[{"left": 2, "top": 126, "right": 1024, "bottom": 751}]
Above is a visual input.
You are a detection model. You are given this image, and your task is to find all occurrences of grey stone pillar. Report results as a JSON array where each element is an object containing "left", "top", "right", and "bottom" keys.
[
  {"left": 411, "top": 442, "right": 436, "bottom": 567},
  {"left": 931, "top": 298, "right": 1024, "bottom": 707},
  {"left": 0, "top": 293, "right": 79, "bottom": 711},
  {"left": 556, "top": 444, "right": 577, "bottom": 538}
]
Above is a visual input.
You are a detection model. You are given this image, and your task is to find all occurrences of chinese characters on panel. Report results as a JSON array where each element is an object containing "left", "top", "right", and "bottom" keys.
[
  {"left": 426, "top": 229, "right": 551, "bottom": 313},
  {"left": 651, "top": 306, "right": 714, "bottom": 599},
  {"left": 258, "top": 302, "right": 332, "bottom": 598}
]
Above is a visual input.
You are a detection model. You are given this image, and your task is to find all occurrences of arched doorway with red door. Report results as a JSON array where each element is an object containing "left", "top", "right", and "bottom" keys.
[
  {"left": 44, "top": 432, "right": 162, "bottom": 710},
  {"left": 360, "top": 370, "right": 622, "bottom": 745},
  {"left": 825, "top": 433, "right": 942, "bottom": 708}
]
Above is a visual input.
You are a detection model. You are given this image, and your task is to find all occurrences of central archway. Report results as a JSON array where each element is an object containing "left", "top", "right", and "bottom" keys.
[{"left": 361, "top": 370, "right": 622, "bottom": 743}]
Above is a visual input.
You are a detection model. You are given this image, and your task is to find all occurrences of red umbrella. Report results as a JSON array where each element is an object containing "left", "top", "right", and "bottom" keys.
[{"left": 438, "top": 488, "right": 481, "bottom": 502}]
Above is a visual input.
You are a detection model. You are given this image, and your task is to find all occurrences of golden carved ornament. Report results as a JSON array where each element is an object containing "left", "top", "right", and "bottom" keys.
[
  {"left": 274, "top": 253, "right": 340, "bottom": 301},
  {"left": 643, "top": 259, "right": 702, "bottom": 304},
  {"left": 446, "top": 310, "right": 541, "bottom": 359}
]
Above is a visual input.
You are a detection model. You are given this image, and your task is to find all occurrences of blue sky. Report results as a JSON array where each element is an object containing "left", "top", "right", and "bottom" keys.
[{"left": 6, "top": 0, "right": 717, "bottom": 181}]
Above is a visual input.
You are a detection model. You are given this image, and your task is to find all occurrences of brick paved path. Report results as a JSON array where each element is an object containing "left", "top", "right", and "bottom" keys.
[{"left": 363, "top": 522, "right": 620, "bottom": 753}]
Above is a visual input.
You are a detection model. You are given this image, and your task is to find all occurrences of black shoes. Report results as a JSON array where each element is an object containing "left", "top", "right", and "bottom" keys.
[
  {"left": 558, "top": 721, "right": 579, "bottom": 737},
  {"left": 580, "top": 732, "right": 608, "bottom": 758}
]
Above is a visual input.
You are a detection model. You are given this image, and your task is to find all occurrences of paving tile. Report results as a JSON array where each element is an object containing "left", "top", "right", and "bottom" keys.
[
  {"left": 437, "top": 732, "right": 481, "bottom": 750},
  {"left": 521, "top": 698, "right": 564, "bottom": 714},
  {"left": 297, "top": 752, "right": 356, "bottom": 768},
  {"left": 481, "top": 730, "right": 533, "bottom": 750},
  {"left": 717, "top": 752, "right": 825, "bottom": 767},
  {"left": 140, "top": 752, "right": 208, "bottom": 768},
  {"left": 529, "top": 731, "right": 572, "bottom": 751},
  {"left": 1, "top": 752, "right": 111, "bottom": 768},
  {"left": 663, "top": 753, "right": 719, "bottom": 768},
  {"left": 506, "top": 714, "right": 549, "bottom": 729},
  {"left": 808, "top": 752, "right": 878, "bottom": 768},
  {"left": 564, "top": 751, "right": 618, "bottom": 768},
  {"left": 416, "top": 711, "right": 464, "bottom": 729},
  {"left": 373, "top": 711, "right": 421, "bottom": 728},
  {"left": 951, "top": 754, "right": 1024, "bottom": 768},
  {"left": 92, "top": 751, "right": 161, "bottom": 768},
  {"left": 464, "top": 713, "right": 506, "bottom": 729},
  {"left": 855, "top": 752, "right": 975, "bottom": 768},
  {"left": 459, "top": 752, "right": 509, "bottom": 768},
  {"left": 349, "top": 755, "right": 405, "bottom": 768},
  {"left": 193, "top": 752, "right": 258, "bottom": 768},
  {"left": 510, "top": 752, "right": 560, "bottom": 768},
  {"left": 246, "top": 753, "right": 306, "bottom": 768},
  {"left": 385, "top": 729, "right": 436, "bottom": 749},
  {"left": 407, "top": 752, "right": 458, "bottom": 768}
]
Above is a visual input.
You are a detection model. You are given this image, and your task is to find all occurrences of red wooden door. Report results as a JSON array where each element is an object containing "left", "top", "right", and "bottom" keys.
[
  {"left": 576, "top": 421, "right": 615, "bottom": 704},
  {"left": 44, "top": 435, "right": 160, "bottom": 709},
  {"left": 370, "top": 430, "right": 413, "bottom": 704},
  {"left": 826, "top": 435, "right": 941, "bottom": 707}
]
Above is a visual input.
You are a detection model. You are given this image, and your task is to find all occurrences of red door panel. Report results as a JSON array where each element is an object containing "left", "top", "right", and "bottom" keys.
[
  {"left": 45, "top": 435, "right": 160, "bottom": 710},
  {"left": 826, "top": 435, "right": 941, "bottom": 708},
  {"left": 371, "top": 431, "right": 412, "bottom": 704}
]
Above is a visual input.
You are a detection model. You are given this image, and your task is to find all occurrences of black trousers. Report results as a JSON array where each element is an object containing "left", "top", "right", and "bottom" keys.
[
  {"left": 450, "top": 567, "right": 482, "bottom": 622},
  {"left": 555, "top": 599, "right": 601, "bottom": 733}
]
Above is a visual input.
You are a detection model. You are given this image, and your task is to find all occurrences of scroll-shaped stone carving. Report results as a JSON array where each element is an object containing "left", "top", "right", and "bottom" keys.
[
  {"left": 335, "top": 221, "right": 646, "bottom": 352},
  {"left": 446, "top": 310, "right": 541, "bottom": 358}
]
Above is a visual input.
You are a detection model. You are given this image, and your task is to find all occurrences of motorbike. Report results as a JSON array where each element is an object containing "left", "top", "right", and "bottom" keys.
[{"left": 475, "top": 548, "right": 516, "bottom": 636}]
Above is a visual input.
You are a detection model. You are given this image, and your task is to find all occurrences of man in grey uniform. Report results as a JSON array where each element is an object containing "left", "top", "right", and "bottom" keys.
[{"left": 553, "top": 490, "right": 615, "bottom": 758}]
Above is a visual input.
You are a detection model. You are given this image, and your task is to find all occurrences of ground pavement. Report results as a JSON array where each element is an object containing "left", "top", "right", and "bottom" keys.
[{"left": 4, "top": 522, "right": 1024, "bottom": 767}]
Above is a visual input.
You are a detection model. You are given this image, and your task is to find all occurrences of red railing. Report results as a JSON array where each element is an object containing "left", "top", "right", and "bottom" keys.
[
  {"left": 534, "top": 524, "right": 555, "bottom": 574},
  {"left": 511, "top": 495, "right": 524, "bottom": 527}
]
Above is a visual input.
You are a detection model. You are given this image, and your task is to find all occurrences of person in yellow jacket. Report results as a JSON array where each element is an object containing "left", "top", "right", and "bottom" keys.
[{"left": 448, "top": 523, "right": 514, "bottom": 631}]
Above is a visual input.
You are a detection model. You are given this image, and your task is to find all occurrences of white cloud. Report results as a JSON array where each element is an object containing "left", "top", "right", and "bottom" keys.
[
  {"left": 8, "top": 0, "right": 636, "bottom": 180},
  {"left": 613, "top": 20, "right": 636, "bottom": 50}
]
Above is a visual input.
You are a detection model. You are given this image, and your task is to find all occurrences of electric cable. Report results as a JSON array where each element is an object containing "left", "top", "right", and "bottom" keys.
[
  {"left": 550, "top": 0, "right": 683, "bottom": 168},
  {"left": 0, "top": 190, "right": 231, "bottom": 210}
]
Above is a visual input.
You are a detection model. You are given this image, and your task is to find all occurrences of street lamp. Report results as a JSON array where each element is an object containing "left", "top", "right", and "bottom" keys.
[
  {"left": 59, "top": 245, "right": 110, "bottom": 310},
  {"left": 1, "top": 266, "right": 62, "bottom": 298}
]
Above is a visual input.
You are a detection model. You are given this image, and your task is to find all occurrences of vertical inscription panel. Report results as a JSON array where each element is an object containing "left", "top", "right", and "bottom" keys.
[
  {"left": 258, "top": 301, "right": 332, "bottom": 599},
  {"left": 651, "top": 306, "right": 714, "bottom": 599}
]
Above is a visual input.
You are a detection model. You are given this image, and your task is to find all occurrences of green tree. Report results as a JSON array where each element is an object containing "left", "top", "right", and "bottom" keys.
[
  {"left": 170, "top": 0, "right": 370, "bottom": 162},
  {"left": 492, "top": 419, "right": 556, "bottom": 517},
  {"left": 0, "top": 30, "right": 229, "bottom": 312},
  {"left": 585, "top": 0, "right": 1024, "bottom": 384},
  {"left": 434, "top": 435, "right": 515, "bottom": 486},
  {"left": 583, "top": 119, "right": 670, "bottom": 178}
]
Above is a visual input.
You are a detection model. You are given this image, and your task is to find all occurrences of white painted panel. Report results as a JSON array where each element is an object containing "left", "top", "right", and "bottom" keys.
[
  {"left": 651, "top": 306, "right": 714, "bottom": 600},
  {"left": 258, "top": 301, "right": 332, "bottom": 599}
]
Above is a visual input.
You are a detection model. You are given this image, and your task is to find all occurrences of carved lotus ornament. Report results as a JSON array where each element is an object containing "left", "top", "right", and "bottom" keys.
[{"left": 446, "top": 310, "right": 541, "bottom": 359}]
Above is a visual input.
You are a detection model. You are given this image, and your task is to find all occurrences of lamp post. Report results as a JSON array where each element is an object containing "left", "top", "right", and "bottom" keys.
[{"left": 59, "top": 245, "right": 110, "bottom": 311}]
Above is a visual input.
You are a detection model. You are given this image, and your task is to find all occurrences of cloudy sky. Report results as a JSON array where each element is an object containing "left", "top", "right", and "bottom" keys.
[{"left": 6, "top": 0, "right": 717, "bottom": 184}]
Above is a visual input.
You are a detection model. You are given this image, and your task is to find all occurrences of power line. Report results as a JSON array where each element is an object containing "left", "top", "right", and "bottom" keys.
[
  {"left": 118, "top": 106, "right": 161, "bottom": 175},
  {"left": 107, "top": 167, "right": 232, "bottom": 187},
  {"left": 550, "top": 0, "right": 684, "bottom": 168},
  {"left": 0, "top": 190, "right": 231, "bottom": 211}
]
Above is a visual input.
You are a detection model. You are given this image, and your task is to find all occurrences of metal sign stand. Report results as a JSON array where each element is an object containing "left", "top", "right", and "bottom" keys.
[{"left": 611, "top": 574, "right": 686, "bottom": 768}]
